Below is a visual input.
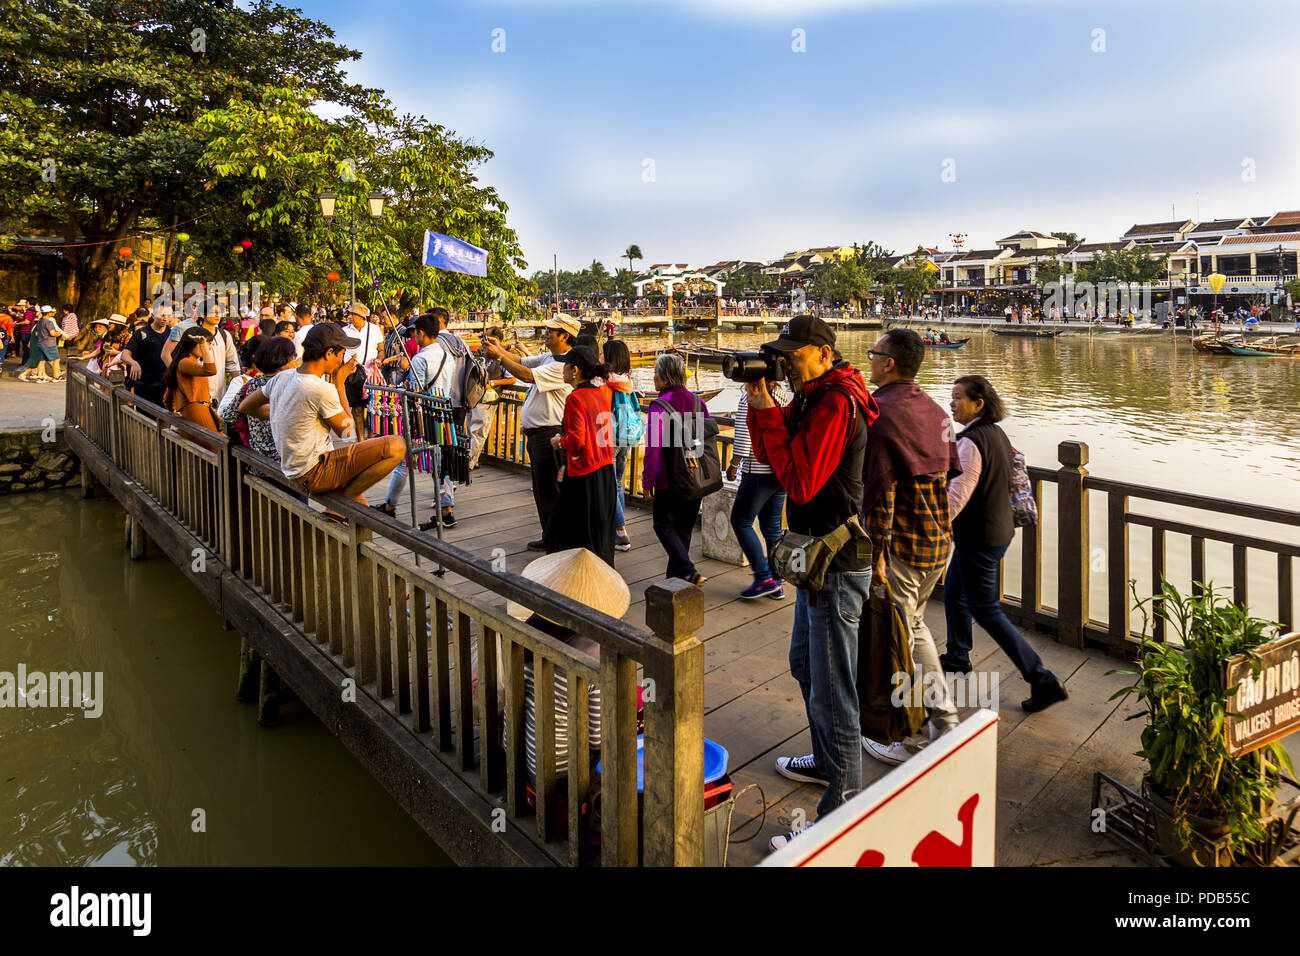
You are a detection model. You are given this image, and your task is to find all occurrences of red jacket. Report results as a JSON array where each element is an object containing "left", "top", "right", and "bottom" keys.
[
  {"left": 560, "top": 382, "right": 614, "bottom": 477},
  {"left": 748, "top": 363, "right": 878, "bottom": 504}
]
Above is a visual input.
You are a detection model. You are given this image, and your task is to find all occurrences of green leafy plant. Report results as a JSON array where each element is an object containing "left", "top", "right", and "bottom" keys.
[{"left": 1108, "top": 579, "right": 1294, "bottom": 857}]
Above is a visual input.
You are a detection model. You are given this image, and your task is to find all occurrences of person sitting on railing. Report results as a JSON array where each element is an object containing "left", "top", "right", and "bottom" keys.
[
  {"left": 940, "top": 376, "right": 1067, "bottom": 714},
  {"left": 221, "top": 335, "right": 293, "bottom": 459},
  {"left": 238, "top": 324, "right": 405, "bottom": 523},
  {"left": 163, "top": 328, "right": 222, "bottom": 449},
  {"left": 503, "top": 548, "right": 631, "bottom": 787}
]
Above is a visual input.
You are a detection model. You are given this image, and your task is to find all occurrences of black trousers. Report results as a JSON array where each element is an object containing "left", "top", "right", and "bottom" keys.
[
  {"left": 526, "top": 428, "right": 563, "bottom": 533},
  {"left": 652, "top": 490, "right": 701, "bottom": 580}
]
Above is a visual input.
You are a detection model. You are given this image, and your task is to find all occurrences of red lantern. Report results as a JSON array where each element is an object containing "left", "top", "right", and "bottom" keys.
[
  {"left": 326, "top": 272, "right": 340, "bottom": 282},
  {"left": 119, "top": 247, "right": 133, "bottom": 257},
  {"left": 241, "top": 239, "right": 253, "bottom": 250}
]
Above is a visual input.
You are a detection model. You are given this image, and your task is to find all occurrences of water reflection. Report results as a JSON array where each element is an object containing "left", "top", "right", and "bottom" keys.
[{"left": 0, "top": 492, "right": 449, "bottom": 866}]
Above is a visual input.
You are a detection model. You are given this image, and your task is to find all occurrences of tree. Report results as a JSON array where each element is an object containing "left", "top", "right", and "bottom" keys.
[
  {"left": 889, "top": 246, "right": 939, "bottom": 313},
  {"left": 624, "top": 244, "right": 642, "bottom": 273},
  {"left": 1081, "top": 246, "right": 1169, "bottom": 284},
  {"left": 0, "top": 0, "right": 377, "bottom": 317},
  {"left": 1051, "top": 232, "right": 1084, "bottom": 248}
]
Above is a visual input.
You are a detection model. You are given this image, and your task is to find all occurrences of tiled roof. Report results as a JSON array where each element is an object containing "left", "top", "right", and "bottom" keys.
[
  {"left": 1123, "top": 220, "right": 1192, "bottom": 237},
  {"left": 1263, "top": 211, "right": 1300, "bottom": 227},
  {"left": 957, "top": 248, "right": 1005, "bottom": 261},
  {"left": 1217, "top": 232, "right": 1300, "bottom": 246},
  {"left": 1188, "top": 218, "right": 1250, "bottom": 233}
]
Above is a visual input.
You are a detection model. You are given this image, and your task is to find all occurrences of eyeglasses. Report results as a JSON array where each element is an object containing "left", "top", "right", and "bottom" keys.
[{"left": 867, "top": 349, "right": 894, "bottom": 361}]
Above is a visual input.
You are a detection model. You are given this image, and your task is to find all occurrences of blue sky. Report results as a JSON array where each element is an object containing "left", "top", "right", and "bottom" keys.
[{"left": 293, "top": 0, "right": 1300, "bottom": 273}]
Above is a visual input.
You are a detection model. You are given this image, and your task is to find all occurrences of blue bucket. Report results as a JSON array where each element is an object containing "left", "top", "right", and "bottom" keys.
[{"left": 597, "top": 736, "right": 730, "bottom": 793}]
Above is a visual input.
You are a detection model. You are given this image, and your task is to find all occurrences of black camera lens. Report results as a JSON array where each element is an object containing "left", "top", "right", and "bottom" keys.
[{"left": 723, "top": 349, "right": 787, "bottom": 383}]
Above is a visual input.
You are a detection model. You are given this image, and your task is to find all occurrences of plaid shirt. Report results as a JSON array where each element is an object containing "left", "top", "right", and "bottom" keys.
[{"left": 865, "top": 474, "right": 953, "bottom": 571}]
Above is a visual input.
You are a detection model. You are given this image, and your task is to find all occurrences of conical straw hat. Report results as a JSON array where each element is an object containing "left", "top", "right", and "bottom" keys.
[{"left": 506, "top": 548, "right": 630, "bottom": 623}]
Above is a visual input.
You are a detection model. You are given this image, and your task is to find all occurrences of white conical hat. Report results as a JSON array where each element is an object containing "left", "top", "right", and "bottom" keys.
[{"left": 506, "top": 548, "right": 630, "bottom": 623}]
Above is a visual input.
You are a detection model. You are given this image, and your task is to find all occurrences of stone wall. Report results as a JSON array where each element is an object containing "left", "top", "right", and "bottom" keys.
[{"left": 0, "top": 427, "right": 80, "bottom": 494}]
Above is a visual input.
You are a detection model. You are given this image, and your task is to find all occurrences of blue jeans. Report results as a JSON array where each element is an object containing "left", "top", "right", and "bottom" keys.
[
  {"left": 789, "top": 568, "right": 871, "bottom": 818},
  {"left": 385, "top": 447, "right": 453, "bottom": 510},
  {"left": 729, "top": 470, "right": 785, "bottom": 581},
  {"left": 612, "top": 446, "right": 629, "bottom": 528},
  {"left": 942, "top": 541, "right": 1054, "bottom": 689}
]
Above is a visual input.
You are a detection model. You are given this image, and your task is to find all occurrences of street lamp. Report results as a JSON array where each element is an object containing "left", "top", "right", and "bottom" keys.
[{"left": 318, "top": 185, "right": 384, "bottom": 305}]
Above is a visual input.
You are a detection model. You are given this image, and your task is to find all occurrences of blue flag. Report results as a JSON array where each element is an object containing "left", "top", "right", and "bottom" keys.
[{"left": 422, "top": 230, "right": 488, "bottom": 278}]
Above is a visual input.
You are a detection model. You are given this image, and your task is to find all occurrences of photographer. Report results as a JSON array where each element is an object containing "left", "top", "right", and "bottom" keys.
[{"left": 744, "top": 315, "right": 878, "bottom": 849}]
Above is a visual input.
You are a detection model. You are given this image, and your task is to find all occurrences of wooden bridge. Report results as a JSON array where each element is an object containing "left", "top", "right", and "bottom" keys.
[{"left": 63, "top": 368, "right": 1300, "bottom": 865}]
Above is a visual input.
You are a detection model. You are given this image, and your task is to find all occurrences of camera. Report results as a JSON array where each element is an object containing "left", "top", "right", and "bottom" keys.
[{"left": 722, "top": 346, "right": 787, "bottom": 383}]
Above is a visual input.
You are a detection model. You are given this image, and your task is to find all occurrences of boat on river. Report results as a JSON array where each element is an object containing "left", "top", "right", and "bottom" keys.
[
  {"left": 1224, "top": 343, "right": 1300, "bottom": 357},
  {"left": 990, "top": 328, "right": 1064, "bottom": 338},
  {"left": 638, "top": 388, "right": 724, "bottom": 410},
  {"left": 923, "top": 337, "right": 970, "bottom": 349}
]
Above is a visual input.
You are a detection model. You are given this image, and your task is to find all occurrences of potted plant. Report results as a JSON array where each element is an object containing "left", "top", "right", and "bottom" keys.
[{"left": 1110, "top": 579, "right": 1295, "bottom": 866}]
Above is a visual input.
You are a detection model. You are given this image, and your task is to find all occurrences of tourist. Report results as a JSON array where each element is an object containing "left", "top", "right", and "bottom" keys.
[
  {"left": 119, "top": 305, "right": 173, "bottom": 407},
  {"left": 0, "top": 305, "right": 13, "bottom": 364},
  {"left": 162, "top": 328, "right": 222, "bottom": 445},
  {"left": 291, "top": 303, "right": 315, "bottom": 360},
  {"left": 14, "top": 299, "right": 34, "bottom": 364},
  {"left": 727, "top": 384, "right": 789, "bottom": 600},
  {"left": 341, "top": 302, "right": 382, "bottom": 441},
  {"left": 941, "top": 375, "right": 1069, "bottom": 714},
  {"left": 18, "top": 305, "right": 66, "bottom": 382},
  {"left": 602, "top": 339, "right": 638, "bottom": 551},
  {"left": 59, "top": 304, "right": 79, "bottom": 350},
  {"left": 744, "top": 315, "right": 876, "bottom": 848},
  {"left": 238, "top": 324, "right": 405, "bottom": 519},
  {"left": 221, "top": 335, "right": 296, "bottom": 461},
  {"left": 482, "top": 313, "right": 578, "bottom": 550},
  {"left": 643, "top": 352, "right": 713, "bottom": 585},
  {"left": 542, "top": 346, "right": 616, "bottom": 564},
  {"left": 862, "top": 328, "right": 962, "bottom": 765},
  {"left": 274, "top": 320, "right": 296, "bottom": 339},
  {"left": 468, "top": 325, "right": 517, "bottom": 470},
  {"left": 506, "top": 548, "right": 629, "bottom": 785},
  {"left": 373, "top": 311, "right": 460, "bottom": 524},
  {"left": 216, "top": 334, "right": 265, "bottom": 420}
]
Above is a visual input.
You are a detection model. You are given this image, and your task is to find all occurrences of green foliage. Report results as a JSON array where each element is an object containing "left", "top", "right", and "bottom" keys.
[
  {"left": 1283, "top": 277, "right": 1300, "bottom": 300},
  {"left": 1051, "top": 231, "right": 1083, "bottom": 248},
  {"left": 888, "top": 246, "right": 939, "bottom": 310},
  {"left": 623, "top": 244, "right": 642, "bottom": 272},
  {"left": 722, "top": 266, "right": 775, "bottom": 294},
  {"left": 1080, "top": 246, "right": 1170, "bottom": 284},
  {"left": 1108, "top": 580, "right": 1294, "bottom": 856}
]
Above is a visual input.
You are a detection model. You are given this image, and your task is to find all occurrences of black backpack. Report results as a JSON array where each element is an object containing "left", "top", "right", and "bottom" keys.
[
  {"left": 650, "top": 394, "right": 722, "bottom": 500},
  {"left": 458, "top": 351, "right": 489, "bottom": 410}
]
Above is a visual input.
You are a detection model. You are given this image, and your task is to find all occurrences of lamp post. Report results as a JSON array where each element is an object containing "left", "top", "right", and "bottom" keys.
[{"left": 319, "top": 187, "right": 385, "bottom": 305}]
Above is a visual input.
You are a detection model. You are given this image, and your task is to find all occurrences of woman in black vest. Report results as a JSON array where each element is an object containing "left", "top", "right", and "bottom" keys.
[{"left": 941, "top": 376, "right": 1068, "bottom": 714}]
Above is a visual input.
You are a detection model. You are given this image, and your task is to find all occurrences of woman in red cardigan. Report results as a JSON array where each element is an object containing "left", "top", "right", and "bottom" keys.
[{"left": 543, "top": 346, "right": 617, "bottom": 565}]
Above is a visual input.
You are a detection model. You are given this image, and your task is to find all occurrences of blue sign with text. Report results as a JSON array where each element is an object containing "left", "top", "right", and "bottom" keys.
[{"left": 422, "top": 230, "right": 488, "bottom": 278}]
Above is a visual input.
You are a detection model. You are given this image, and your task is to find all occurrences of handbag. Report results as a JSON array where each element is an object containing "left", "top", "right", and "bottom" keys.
[
  {"left": 1008, "top": 448, "right": 1038, "bottom": 527},
  {"left": 768, "top": 515, "right": 872, "bottom": 593},
  {"left": 858, "top": 578, "right": 928, "bottom": 744}
]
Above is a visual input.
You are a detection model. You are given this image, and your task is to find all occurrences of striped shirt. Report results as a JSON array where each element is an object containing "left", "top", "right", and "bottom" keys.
[{"left": 732, "top": 386, "right": 791, "bottom": 475}]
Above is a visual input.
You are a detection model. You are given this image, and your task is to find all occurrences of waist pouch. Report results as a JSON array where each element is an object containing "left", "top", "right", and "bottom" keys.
[{"left": 769, "top": 514, "right": 873, "bottom": 593}]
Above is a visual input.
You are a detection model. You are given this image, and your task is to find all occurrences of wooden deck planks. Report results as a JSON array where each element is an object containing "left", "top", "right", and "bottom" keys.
[{"left": 364, "top": 462, "right": 1150, "bottom": 867}]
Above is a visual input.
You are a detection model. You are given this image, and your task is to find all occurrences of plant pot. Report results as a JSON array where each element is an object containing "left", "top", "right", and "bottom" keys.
[{"left": 1144, "top": 776, "right": 1230, "bottom": 867}]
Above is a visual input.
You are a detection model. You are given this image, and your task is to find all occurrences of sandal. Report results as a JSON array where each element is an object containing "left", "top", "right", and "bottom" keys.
[
  {"left": 685, "top": 572, "right": 707, "bottom": 587},
  {"left": 319, "top": 511, "right": 348, "bottom": 526}
]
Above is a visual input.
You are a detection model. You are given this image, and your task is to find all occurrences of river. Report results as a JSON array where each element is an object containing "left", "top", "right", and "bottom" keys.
[{"left": 0, "top": 492, "right": 450, "bottom": 866}]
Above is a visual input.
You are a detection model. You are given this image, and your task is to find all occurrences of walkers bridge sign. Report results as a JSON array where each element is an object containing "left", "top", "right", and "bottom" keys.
[
  {"left": 761, "top": 710, "right": 997, "bottom": 867},
  {"left": 1225, "top": 632, "right": 1300, "bottom": 757}
]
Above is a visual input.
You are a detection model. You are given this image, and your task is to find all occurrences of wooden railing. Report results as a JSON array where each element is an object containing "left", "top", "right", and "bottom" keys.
[
  {"left": 999, "top": 441, "right": 1299, "bottom": 656},
  {"left": 65, "top": 365, "right": 707, "bottom": 867}
]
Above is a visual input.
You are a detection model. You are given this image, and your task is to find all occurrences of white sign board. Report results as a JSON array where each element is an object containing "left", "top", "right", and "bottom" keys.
[{"left": 761, "top": 709, "right": 998, "bottom": 867}]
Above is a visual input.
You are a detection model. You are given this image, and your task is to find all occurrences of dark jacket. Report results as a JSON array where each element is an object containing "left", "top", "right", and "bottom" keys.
[
  {"left": 952, "top": 417, "right": 1014, "bottom": 550},
  {"left": 749, "top": 361, "right": 878, "bottom": 572}
]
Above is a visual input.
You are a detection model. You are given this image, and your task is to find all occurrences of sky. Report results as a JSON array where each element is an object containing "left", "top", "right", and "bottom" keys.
[{"left": 291, "top": 0, "right": 1300, "bottom": 273}]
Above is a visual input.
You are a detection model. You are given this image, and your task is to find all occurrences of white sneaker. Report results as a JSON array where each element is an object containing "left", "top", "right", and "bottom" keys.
[
  {"left": 768, "top": 822, "right": 813, "bottom": 852},
  {"left": 863, "top": 737, "right": 913, "bottom": 766}
]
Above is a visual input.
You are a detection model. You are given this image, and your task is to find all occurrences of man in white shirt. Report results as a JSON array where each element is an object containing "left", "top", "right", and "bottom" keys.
[
  {"left": 238, "top": 324, "right": 404, "bottom": 515},
  {"left": 292, "top": 303, "right": 316, "bottom": 362},
  {"left": 341, "top": 302, "right": 382, "bottom": 439},
  {"left": 483, "top": 312, "right": 577, "bottom": 550}
]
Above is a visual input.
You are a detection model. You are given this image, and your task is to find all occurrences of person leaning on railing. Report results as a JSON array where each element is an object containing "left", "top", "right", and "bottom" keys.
[
  {"left": 940, "top": 375, "right": 1067, "bottom": 714},
  {"left": 162, "top": 327, "right": 222, "bottom": 450}
]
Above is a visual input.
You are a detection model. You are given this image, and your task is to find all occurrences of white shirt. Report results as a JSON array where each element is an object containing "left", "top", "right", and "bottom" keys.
[
  {"left": 518, "top": 352, "right": 571, "bottom": 430},
  {"left": 260, "top": 369, "right": 346, "bottom": 478},
  {"left": 948, "top": 436, "right": 984, "bottom": 519},
  {"left": 218, "top": 372, "right": 252, "bottom": 418},
  {"left": 343, "top": 319, "right": 380, "bottom": 367},
  {"left": 292, "top": 324, "right": 314, "bottom": 361},
  {"left": 203, "top": 326, "right": 241, "bottom": 403}
]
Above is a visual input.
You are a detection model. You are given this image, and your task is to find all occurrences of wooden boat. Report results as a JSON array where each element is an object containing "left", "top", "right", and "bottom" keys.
[
  {"left": 669, "top": 345, "right": 730, "bottom": 366},
  {"left": 923, "top": 337, "right": 970, "bottom": 349},
  {"left": 989, "top": 328, "right": 1063, "bottom": 338},
  {"left": 1224, "top": 343, "right": 1298, "bottom": 357},
  {"left": 638, "top": 388, "right": 724, "bottom": 410}
]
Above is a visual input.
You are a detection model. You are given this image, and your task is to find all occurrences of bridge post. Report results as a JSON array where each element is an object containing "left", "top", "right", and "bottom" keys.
[
  {"left": 1057, "top": 441, "right": 1090, "bottom": 648},
  {"left": 641, "top": 580, "right": 705, "bottom": 867}
]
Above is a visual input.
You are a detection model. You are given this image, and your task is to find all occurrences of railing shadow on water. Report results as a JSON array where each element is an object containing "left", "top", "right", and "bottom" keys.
[{"left": 65, "top": 362, "right": 705, "bottom": 867}]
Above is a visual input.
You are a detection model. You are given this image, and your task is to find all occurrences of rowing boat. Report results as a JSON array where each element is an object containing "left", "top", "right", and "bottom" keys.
[
  {"left": 989, "top": 328, "right": 1063, "bottom": 338},
  {"left": 923, "top": 337, "right": 970, "bottom": 349},
  {"left": 638, "top": 388, "right": 724, "bottom": 410},
  {"left": 1223, "top": 344, "right": 1299, "bottom": 357}
]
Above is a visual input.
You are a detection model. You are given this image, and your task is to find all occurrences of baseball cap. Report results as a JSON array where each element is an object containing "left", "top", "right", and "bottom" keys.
[
  {"left": 542, "top": 312, "right": 580, "bottom": 337},
  {"left": 765, "top": 313, "right": 836, "bottom": 353},
  {"left": 40, "top": 304, "right": 55, "bottom": 313},
  {"left": 303, "top": 323, "right": 360, "bottom": 353}
]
